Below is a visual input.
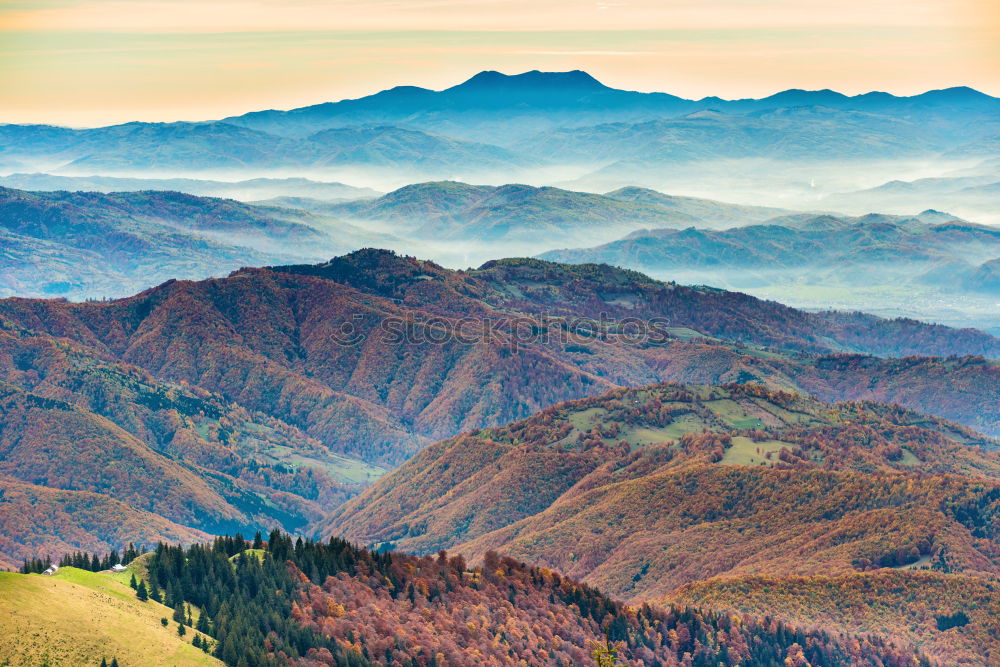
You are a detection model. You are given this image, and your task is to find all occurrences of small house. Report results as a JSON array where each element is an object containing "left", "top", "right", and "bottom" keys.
[
  {"left": 42, "top": 565, "right": 59, "bottom": 576},
  {"left": 111, "top": 563, "right": 127, "bottom": 572}
]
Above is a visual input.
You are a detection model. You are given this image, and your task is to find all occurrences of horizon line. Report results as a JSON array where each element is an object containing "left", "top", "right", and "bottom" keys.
[{"left": 2, "top": 69, "right": 994, "bottom": 130}]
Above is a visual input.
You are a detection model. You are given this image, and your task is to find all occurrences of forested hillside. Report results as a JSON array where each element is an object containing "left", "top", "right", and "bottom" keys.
[
  {"left": 672, "top": 571, "right": 1000, "bottom": 666},
  {"left": 8, "top": 533, "right": 923, "bottom": 666},
  {"left": 327, "top": 383, "right": 1000, "bottom": 664},
  {"left": 0, "top": 250, "right": 997, "bottom": 567}
]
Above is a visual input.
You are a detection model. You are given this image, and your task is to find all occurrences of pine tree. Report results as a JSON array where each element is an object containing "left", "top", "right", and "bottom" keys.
[
  {"left": 135, "top": 580, "right": 148, "bottom": 601},
  {"left": 110, "top": 659, "right": 119, "bottom": 667},
  {"left": 196, "top": 610, "right": 211, "bottom": 635},
  {"left": 129, "top": 573, "right": 137, "bottom": 590},
  {"left": 173, "top": 602, "right": 185, "bottom": 624},
  {"left": 149, "top": 578, "right": 161, "bottom": 603},
  {"left": 164, "top": 581, "right": 175, "bottom": 608},
  {"left": 177, "top": 622, "right": 186, "bottom": 637},
  {"left": 192, "top": 635, "right": 202, "bottom": 649},
  {"left": 100, "top": 659, "right": 108, "bottom": 667}
]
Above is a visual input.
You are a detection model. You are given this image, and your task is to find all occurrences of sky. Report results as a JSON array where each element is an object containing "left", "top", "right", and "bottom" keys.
[{"left": 1, "top": 0, "right": 997, "bottom": 126}]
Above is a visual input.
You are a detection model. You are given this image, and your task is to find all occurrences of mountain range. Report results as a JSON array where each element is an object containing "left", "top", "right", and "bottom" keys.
[
  {"left": 223, "top": 70, "right": 1000, "bottom": 145},
  {"left": 2, "top": 71, "right": 996, "bottom": 192},
  {"left": 540, "top": 213, "right": 1000, "bottom": 292},
  {"left": 1, "top": 248, "right": 998, "bottom": 567},
  {"left": 0, "top": 173, "right": 378, "bottom": 201},
  {"left": 0, "top": 122, "right": 534, "bottom": 182},
  {"left": 538, "top": 209, "right": 1000, "bottom": 332},
  {"left": 326, "top": 181, "right": 792, "bottom": 247},
  {"left": 0, "top": 186, "right": 397, "bottom": 299},
  {"left": 0, "top": 181, "right": 800, "bottom": 300}
]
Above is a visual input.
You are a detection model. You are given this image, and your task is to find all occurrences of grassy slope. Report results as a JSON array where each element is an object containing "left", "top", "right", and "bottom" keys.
[{"left": 0, "top": 567, "right": 220, "bottom": 667}]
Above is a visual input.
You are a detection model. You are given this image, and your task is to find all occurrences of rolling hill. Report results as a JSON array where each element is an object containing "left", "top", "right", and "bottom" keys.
[
  {"left": 327, "top": 181, "right": 797, "bottom": 246},
  {"left": 516, "top": 106, "right": 945, "bottom": 164},
  {"left": 821, "top": 172, "right": 1000, "bottom": 225},
  {"left": 0, "top": 186, "right": 393, "bottom": 300},
  {"left": 0, "top": 566, "right": 220, "bottom": 666},
  {"left": 325, "top": 382, "right": 1000, "bottom": 664}
]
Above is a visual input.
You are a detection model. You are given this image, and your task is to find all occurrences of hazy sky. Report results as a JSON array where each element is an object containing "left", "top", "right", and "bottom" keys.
[{"left": 1, "top": 0, "right": 997, "bottom": 126}]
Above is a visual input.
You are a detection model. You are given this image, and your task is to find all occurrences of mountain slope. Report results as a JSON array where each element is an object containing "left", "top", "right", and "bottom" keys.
[
  {"left": 0, "top": 322, "right": 372, "bottom": 566},
  {"left": 1, "top": 250, "right": 997, "bottom": 565},
  {"left": 0, "top": 567, "right": 220, "bottom": 666},
  {"left": 0, "top": 186, "right": 390, "bottom": 299},
  {"left": 102, "top": 532, "right": 927, "bottom": 667},
  {"left": 672, "top": 571, "right": 1000, "bottom": 666},
  {"left": 325, "top": 383, "right": 1000, "bottom": 663},
  {"left": 0, "top": 477, "right": 208, "bottom": 572},
  {"left": 329, "top": 181, "right": 703, "bottom": 243},
  {"left": 327, "top": 383, "right": 998, "bottom": 565}
]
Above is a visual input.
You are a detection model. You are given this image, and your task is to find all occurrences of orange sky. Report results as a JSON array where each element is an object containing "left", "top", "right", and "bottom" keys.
[{"left": 1, "top": 0, "right": 997, "bottom": 126}]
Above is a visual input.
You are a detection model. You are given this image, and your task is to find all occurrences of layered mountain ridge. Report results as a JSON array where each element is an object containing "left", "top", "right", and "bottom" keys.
[{"left": 0, "top": 248, "right": 997, "bottom": 568}]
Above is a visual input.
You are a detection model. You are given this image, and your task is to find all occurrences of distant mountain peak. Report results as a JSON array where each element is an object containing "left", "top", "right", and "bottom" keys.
[{"left": 448, "top": 69, "right": 610, "bottom": 93}]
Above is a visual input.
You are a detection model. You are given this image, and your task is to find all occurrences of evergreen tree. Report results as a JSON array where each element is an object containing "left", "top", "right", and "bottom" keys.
[
  {"left": 135, "top": 580, "right": 148, "bottom": 601},
  {"left": 149, "top": 578, "right": 161, "bottom": 603},
  {"left": 129, "top": 573, "right": 137, "bottom": 590},
  {"left": 100, "top": 659, "right": 107, "bottom": 667},
  {"left": 177, "top": 622, "right": 187, "bottom": 637},
  {"left": 196, "top": 610, "right": 211, "bottom": 635},
  {"left": 173, "top": 602, "right": 185, "bottom": 624},
  {"left": 110, "top": 659, "right": 119, "bottom": 667}
]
